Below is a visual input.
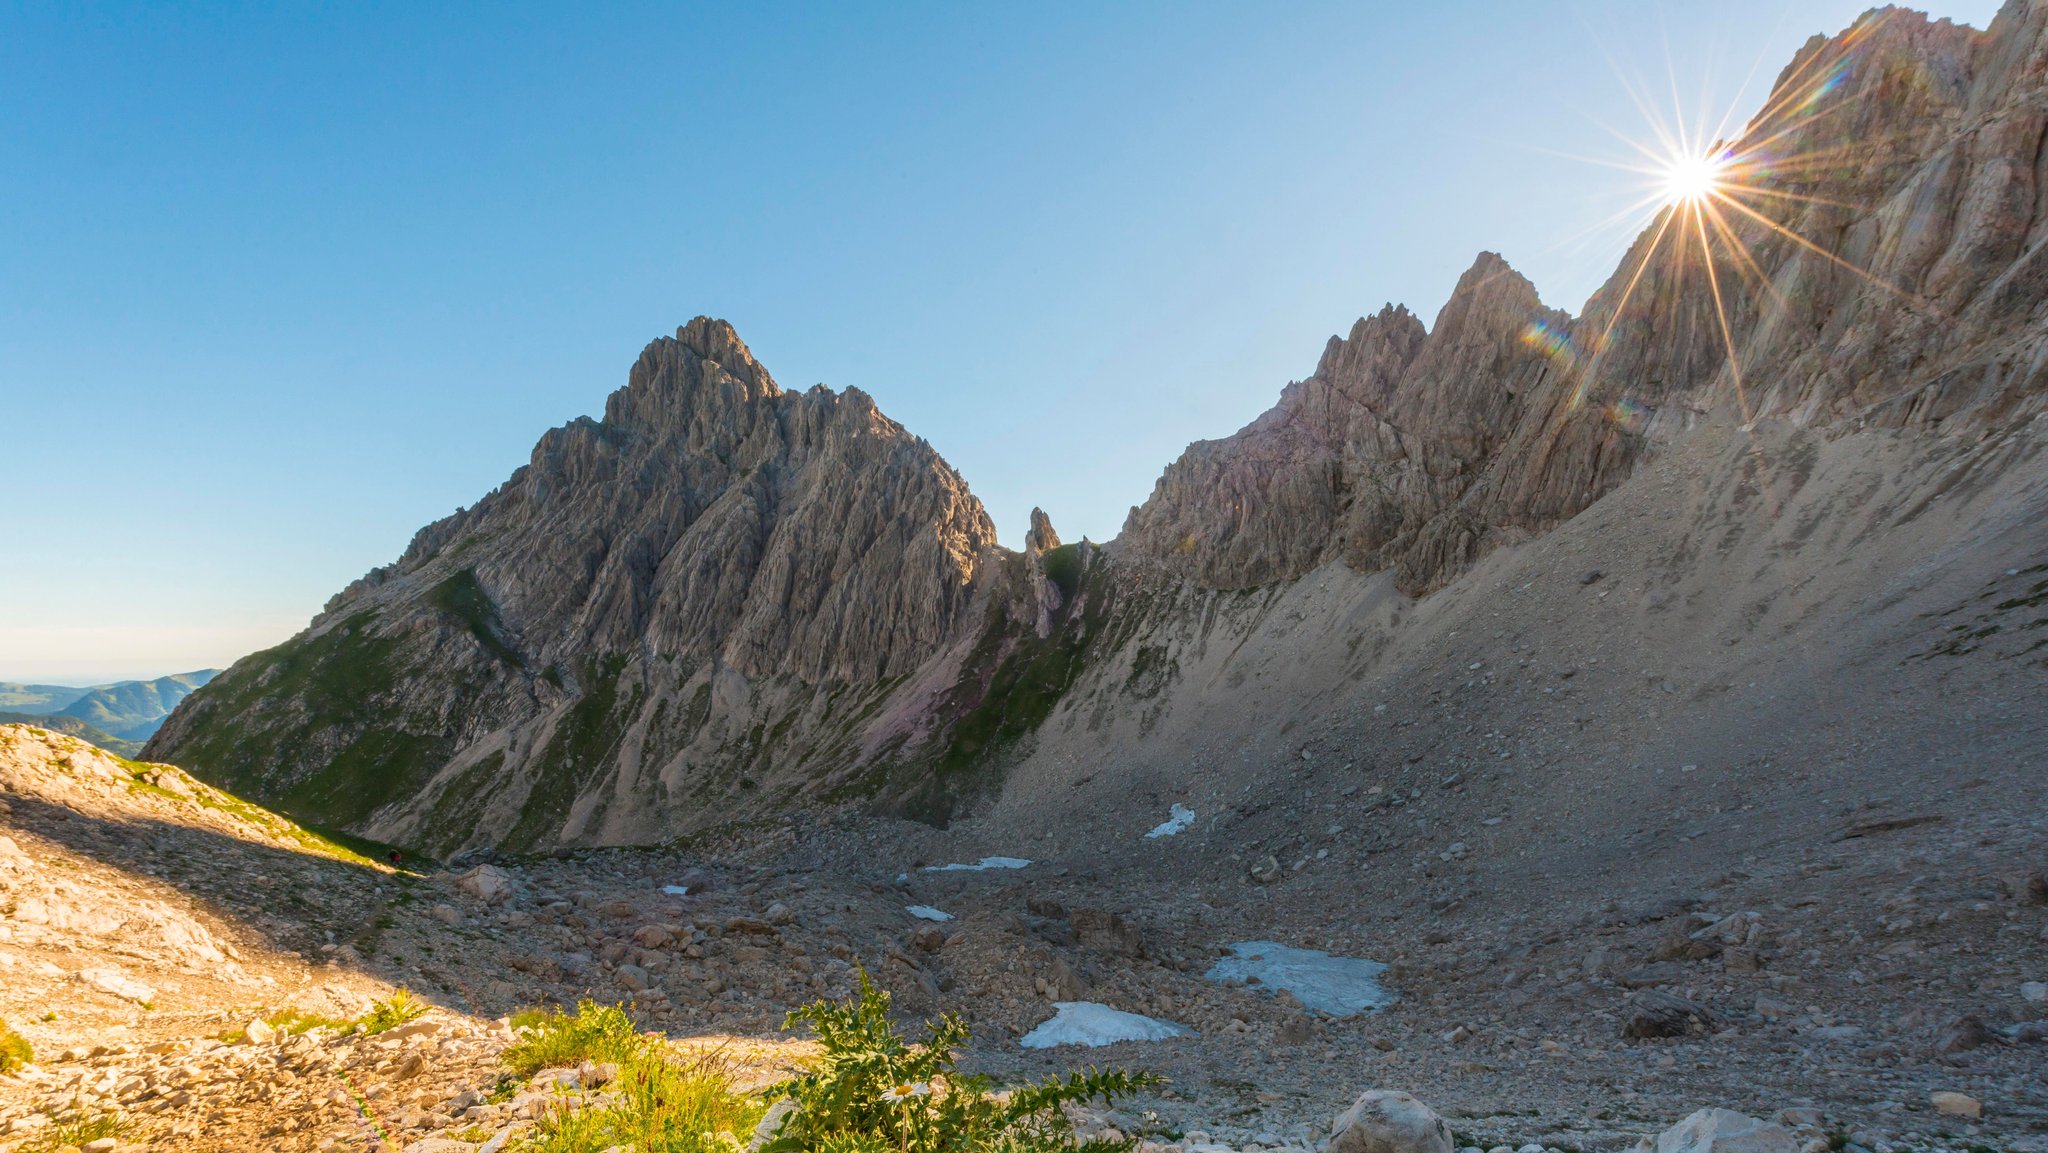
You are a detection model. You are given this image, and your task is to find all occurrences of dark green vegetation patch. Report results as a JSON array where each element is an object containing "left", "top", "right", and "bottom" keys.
[
  {"left": 431, "top": 569, "right": 522, "bottom": 666},
  {"left": 156, "top": 612, "right": 453, "bottom": 833},
  {"left": 505, "top": 655, "right": 642, "bottom": 850}
]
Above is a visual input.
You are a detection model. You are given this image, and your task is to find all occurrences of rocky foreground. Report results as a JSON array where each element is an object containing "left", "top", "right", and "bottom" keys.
[{"left": 0, "top": 727, "right": 2042, "bottom": 1152}]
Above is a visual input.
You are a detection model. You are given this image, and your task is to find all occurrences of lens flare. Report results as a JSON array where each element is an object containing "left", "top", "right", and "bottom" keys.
[
  {"left": 1661, "top": 150, "right": 1727, "bottom": 205},
  {"left": 1521, "top": 319, "right": 1582, "bottom": 371},
  {"left": 1551, "top": 7, "right": 1935, "bottom": 431}
]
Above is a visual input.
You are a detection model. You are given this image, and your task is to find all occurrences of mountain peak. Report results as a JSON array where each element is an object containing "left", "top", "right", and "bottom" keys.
[{"left": 673, "top": 316, "right": 769, "bottom": 383}]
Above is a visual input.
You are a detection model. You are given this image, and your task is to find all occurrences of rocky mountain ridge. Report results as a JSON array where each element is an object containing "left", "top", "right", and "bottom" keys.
[
  {"left": 1122, "top": 3, "right": 2048, "bottom": 591},
  {"left": 148, "top": 1, "right": 2048, "bottom": 857}
]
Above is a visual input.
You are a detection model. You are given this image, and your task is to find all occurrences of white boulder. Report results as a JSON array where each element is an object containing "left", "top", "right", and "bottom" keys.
[
  {"left": 456, "top": 864, "right": 515, "bottom": 905},
  {"left": 77, "top": 966, "right": 156, "bottom": 1004},
  {"left": 1638, "top": 1109, "right": 1797, "bottom": 1153},
  {"left": 1329, "top": 1090, "right": 1453, "bottom": 1153}
]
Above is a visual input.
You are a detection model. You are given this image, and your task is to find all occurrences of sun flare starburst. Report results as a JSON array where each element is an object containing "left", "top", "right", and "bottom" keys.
[
  {"left": 1660, "top": 150, "right": 1728, "bottom": 206},
  {"left": 1531, "top": 10, "right": 1933, "bottom": 437}
]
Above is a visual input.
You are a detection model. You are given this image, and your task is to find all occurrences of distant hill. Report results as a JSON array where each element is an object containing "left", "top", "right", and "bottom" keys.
[
  {"left": 57, "top": 671, "right": 219, "bottom": 741},
  {"left": 0, "top": 713, "right": 142, "bottom": 757},
  {"left": 0, "top": 682, "right": 94, "bottom": 713},
  {"left": 0, "top": 671, "right": 219, "bottom": 745}
]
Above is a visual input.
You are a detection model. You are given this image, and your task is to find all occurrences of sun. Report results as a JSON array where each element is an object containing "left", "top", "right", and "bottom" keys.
[{"left": 1662, "top": 150, "right": 1727, "bottom": 206}]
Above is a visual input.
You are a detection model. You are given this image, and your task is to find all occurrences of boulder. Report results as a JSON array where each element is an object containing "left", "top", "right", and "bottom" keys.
[
  {"left": 749, "top": 1098, "right": 801, "bottom": 1152},
  {"left": 1934, "top": 1014, "right": 1995, "bottom": 1054},
  {"left": 1638, "top": 1109, "right": 1797, "bottom": 1153},
  {"left": 1929, "top": 1092, "right": 1982, "bottom": 1119},
  {"left": 1622, "top": 990, "right": 1720, "bottom": 1039},
  {"left": 1328, "top": 1090, "right": 1453, "bottom": 1153},
  {"left": 1071, "top": 909, "right": 1146, "bottom": 958},
  {"left": 77, "top": 966, "right": 155, "bottom": 1005},
  {"left": 1620, "top": 963, "right": 1686, "bottom": 989},
  {"left": 456, "top": 865, "right": 514, "bottom": 905}
]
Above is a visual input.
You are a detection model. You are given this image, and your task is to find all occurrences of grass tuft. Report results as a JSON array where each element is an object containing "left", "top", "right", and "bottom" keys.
[
  {"left": 0, "top": 1019, "right": 30, "bottom": 1073},
  {"left": 27, "top": 1111, "right": 127, "bottom": 1151},
  {"left": 504, "top": 1001, "right": 646, "bottom": 1075}
]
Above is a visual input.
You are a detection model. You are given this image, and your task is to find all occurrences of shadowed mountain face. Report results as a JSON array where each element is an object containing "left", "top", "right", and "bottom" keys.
[{"left": 150, "top": 2, "right": 2048, "bottom": 856}]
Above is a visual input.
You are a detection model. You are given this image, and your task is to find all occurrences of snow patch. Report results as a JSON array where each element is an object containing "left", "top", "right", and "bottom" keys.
[
  {"left": 1145, "top": 804, "right": 1196, "bottom": 839},
  {"left": 661, "top": 885, "right": 691, "bottom": 897},
  {"left": 906, "top": 905, "right": 954, "bottom": 922},
  {"left": 1205, "top": 941, "right": 1394, "bottom": 1017},
  {"left": 1019, "top": 1002, "right": 1187, "bottom": 1049},
  {"left": 922, "top": 856, "right": 1031, "bottom": 873}
]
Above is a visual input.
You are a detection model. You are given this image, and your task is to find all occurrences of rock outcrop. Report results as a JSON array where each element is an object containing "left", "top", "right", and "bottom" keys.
[{"left": 148, "top": 319, "right": 1022, "bottom": 852}]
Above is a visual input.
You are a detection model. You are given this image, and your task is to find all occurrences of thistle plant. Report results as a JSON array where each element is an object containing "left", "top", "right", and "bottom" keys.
[{"left": 764, "top": 972, "right": 1161, "bottom": 1153}]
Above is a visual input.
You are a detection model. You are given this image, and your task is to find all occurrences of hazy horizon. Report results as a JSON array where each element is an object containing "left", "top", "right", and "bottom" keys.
[{"left": 0, "top": 0, "right": 2005, "bottom": 682}]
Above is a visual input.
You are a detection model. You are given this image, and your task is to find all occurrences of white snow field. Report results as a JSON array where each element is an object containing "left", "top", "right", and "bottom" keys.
[
  {"left": 1204, "top": 940, "right": 1394, "bottom": 1017},
  {"left": 921, "top": 856, "right": 1032, "bottom": 872},
  {"left": 1018, "top": 1001, "right": 1188, "bottom": 1049},
  {"left": 1145, "top": 804, "right": 1196, "bottom": 839}
]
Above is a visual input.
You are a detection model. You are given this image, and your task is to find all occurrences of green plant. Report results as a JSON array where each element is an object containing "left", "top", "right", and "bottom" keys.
[
  {"left": 763, "top": 972, "right": 1161, "bottom": 1153},
  {"left": 501, "top": 1003, "right": 758, "bottom": 1153},
  {"left": 28, "top": 1111, "right": 127, "bottom": 1151},
  {"left": 503, "top": 1000, "right": 648, "bottom": 1076},
  {"left": 516, "top": 1050, "right": 759, "bottom": 1153},
  {"left": 359, "top": 989, "right": 429, "bottom": 1035},
  {"left": 0, "top": 1019, "right": 30, "bottom": 1072}
]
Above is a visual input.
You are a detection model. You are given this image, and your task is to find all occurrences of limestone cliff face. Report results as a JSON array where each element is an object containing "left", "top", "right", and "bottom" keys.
[
  {"left": 147, "top": 1, "right": 2048, "bottom": 854},
  {"left": 147, "top": 319, "right": 1019, "bottom": 852},
  {"left": 1122, "top": 2, "right": 2048, "bottom": 592},
  {"left": 334, "top": 318, "right": 996, "bottom": 684}
]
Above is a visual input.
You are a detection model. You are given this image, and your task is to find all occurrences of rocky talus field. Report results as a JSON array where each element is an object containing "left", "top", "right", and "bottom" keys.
[
  {"left": 0, "top": 724, "right": 2042, "bottom": 1153},
  {"left": 9, "top": 1, "right": 2048, "bottom": 1151}
]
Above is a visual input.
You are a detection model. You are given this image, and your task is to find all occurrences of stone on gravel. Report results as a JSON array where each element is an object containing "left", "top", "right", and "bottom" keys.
[
  {"left": 1620, "top": 963, "right": 1686, "bottom": 989},
  {"left": 1933, "top": 1013, "right": 1995, "bottom": 1053},
  {"left": 1328, "top": 1090, "right": 1453, "bottom": 1153},
  {"left": 1638, "top": 1109, "right": 1797, "bottom": 1153},
  {"left": 78, "top": 965, "right": 156, "bottom": 1004},
  {"left": 1929, "top": 1091, "right": 1982, "bottom": 1119},
  {"left": 1622, "top": 990, "right": 1719, "bottom": 1039},
  {"left": 749, "top": 1098, "right": 801, "bottom": 1152},
  {"left": 457, "top": 864, "right": 515, "bottom": 905}
]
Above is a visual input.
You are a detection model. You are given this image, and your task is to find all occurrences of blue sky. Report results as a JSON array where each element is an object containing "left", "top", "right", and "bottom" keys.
[{"left": 0, "top": 0, "right": 2004, "bottom": 682}]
